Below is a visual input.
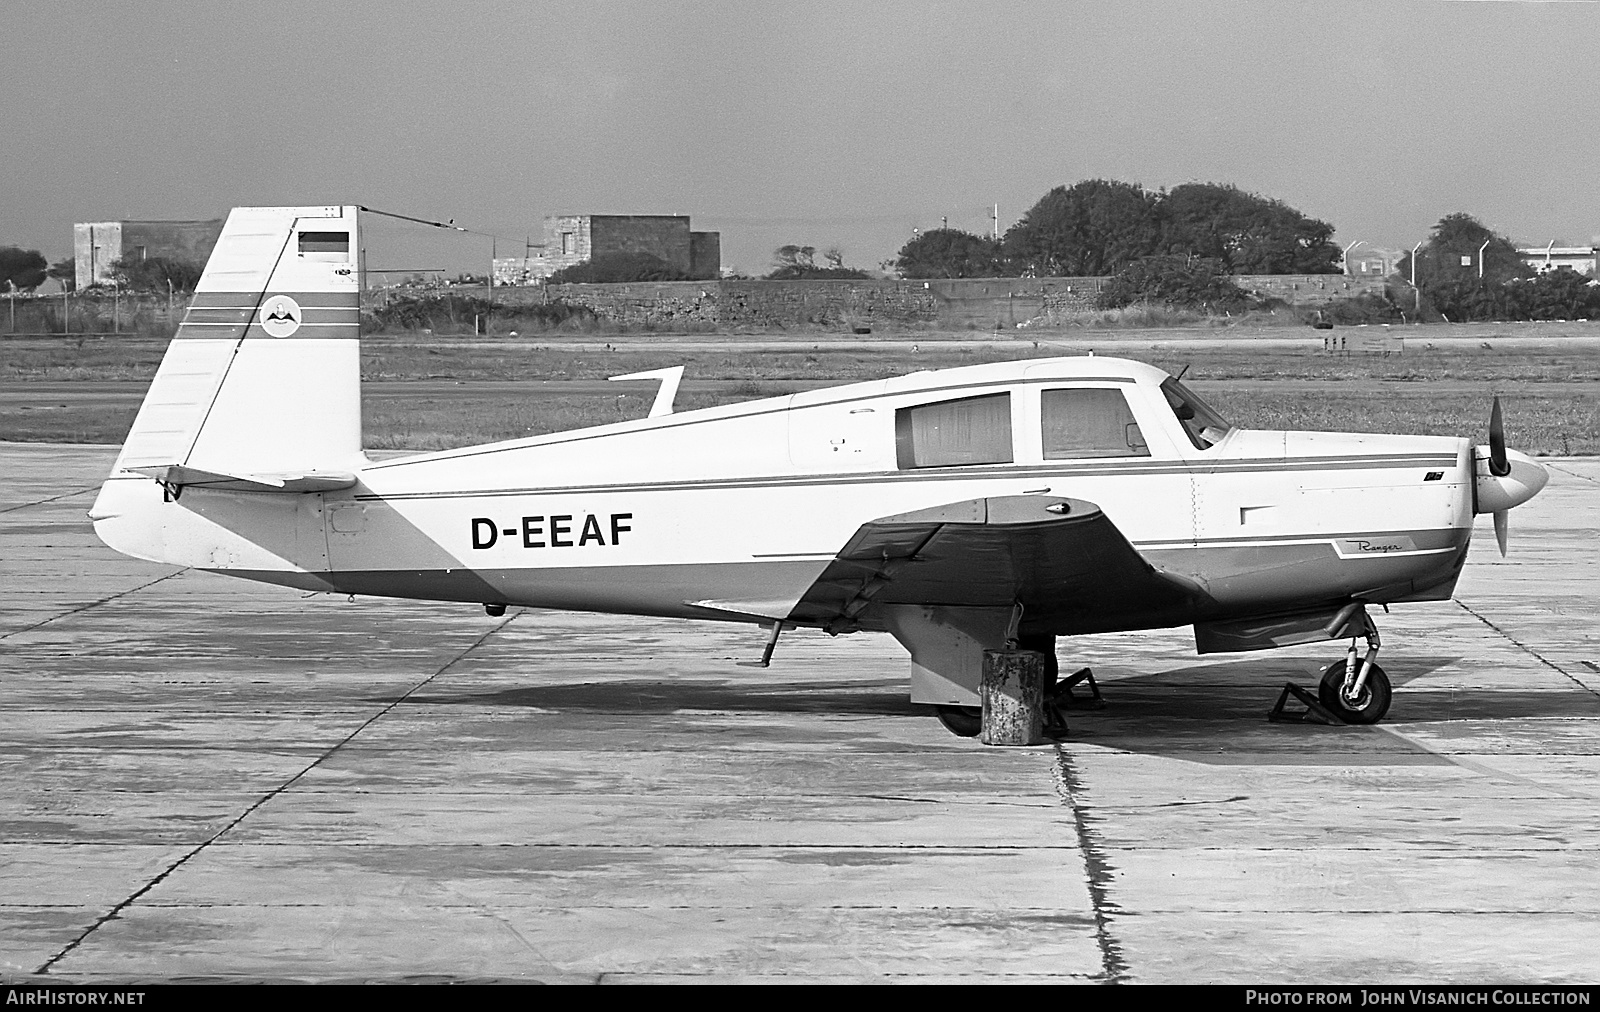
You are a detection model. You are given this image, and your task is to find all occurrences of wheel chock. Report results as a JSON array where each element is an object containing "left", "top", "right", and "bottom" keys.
[
  {"left": 1268, "top": 681, "right": 1345, "bottom": 725},
  {"left": 1055, "top": 667, "right": 1105, "bottom": 710}
]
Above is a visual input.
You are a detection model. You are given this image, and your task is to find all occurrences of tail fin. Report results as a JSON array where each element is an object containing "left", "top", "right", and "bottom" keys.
[
  {"left": 110, "top": 204, "right": 363, "bottom": 479},
  {"left": 91, "top": 205, "right": 363, "bottom": 572}
]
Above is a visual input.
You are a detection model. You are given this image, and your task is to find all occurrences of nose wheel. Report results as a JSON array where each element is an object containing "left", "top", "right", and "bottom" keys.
[{"left": 1318, "top": 658, "right": 1391, "bottom": 724}]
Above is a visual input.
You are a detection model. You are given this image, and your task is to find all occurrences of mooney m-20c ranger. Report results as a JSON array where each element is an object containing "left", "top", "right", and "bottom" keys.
[{"left": 91, "top": 206, "right": 1550, "bottom": 735}]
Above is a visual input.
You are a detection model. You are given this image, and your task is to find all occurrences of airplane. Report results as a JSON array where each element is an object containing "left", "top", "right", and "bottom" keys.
[{"left": 89, "top": 206, "right": 1551, "bottom": 737}]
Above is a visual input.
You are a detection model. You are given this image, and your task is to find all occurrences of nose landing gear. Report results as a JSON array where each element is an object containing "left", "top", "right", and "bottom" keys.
[
  {"left": 1317, "top": 613, "right": 1391, "bottom": 724},
  {"left": 1268, "top": 603, "right": 1394, "bottom": 725}
]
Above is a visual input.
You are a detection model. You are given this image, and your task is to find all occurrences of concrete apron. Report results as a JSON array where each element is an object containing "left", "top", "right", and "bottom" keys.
[{"left": 1, "top": 444, "right": 1597, "bottom": 983}]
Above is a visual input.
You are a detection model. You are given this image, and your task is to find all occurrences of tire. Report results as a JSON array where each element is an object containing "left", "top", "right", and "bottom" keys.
[
  {"left": 1318, "top": 659, "right": 1392, "bottom": 724},
  {"left": 935, "top": 705, "right": 982, "bottom": 738}
]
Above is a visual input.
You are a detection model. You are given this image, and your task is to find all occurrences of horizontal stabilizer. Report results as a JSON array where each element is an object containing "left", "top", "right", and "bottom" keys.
[{"left": 127, "top": 464, "right": 356, "bottom": 494}]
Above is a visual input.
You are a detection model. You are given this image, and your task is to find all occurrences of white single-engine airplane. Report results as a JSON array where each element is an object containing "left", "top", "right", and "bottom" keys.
[{"left": 91, "top": 206, "right": 1550, "bottom": 735}]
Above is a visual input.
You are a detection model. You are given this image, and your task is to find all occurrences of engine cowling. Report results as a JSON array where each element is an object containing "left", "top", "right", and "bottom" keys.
[{"left": 1473, "top": 446, "right": 1548, "bottom": 515}]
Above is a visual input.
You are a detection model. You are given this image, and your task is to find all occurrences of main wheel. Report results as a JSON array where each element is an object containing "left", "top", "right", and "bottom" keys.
[
  {"left": 934, "top": 705, "right": 982, "bottom": 738},
  {"left": 1318, "top": 659, "right": 1392, "bottom": 724}
]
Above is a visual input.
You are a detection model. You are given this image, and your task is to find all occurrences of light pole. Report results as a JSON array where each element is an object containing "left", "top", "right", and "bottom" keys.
[
  {"left": 1342, "top": 240, "right": 1366, "bottom": 276},
  {"left": 1478, "top": 238, "right": 1491, "bottom": 280},
  {"left": 1411, "top": 241, "right": 1423, "bottom": 315}
]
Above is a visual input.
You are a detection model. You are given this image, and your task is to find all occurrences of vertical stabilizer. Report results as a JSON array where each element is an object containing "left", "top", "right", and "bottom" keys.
[{"left": 108, "top": 205, "right": 364, "bottom": 478}]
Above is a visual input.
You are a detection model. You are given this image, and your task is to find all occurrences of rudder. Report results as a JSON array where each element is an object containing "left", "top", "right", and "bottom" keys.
[{"left": 110, "top": 204, "right": 364, "bottom": 478}]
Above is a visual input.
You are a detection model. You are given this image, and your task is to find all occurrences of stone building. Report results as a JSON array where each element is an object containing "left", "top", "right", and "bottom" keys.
[
  {"left": 74, "top": 219, "right": 224, "bottom": 289},
  {"left": 1347, "top": 247, "right": 1406, "bottom": 277},
  {"left": 534, "top": 214, "right": 720, "bottom": 281}
]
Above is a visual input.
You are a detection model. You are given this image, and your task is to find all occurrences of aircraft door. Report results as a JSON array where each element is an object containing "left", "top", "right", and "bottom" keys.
[{"left": 788, "top": 396, "right": 893, "bottom": 472}]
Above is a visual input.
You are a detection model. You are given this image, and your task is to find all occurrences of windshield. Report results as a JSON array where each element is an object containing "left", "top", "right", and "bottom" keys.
[{"left": 1161, "top": 377, "right": 1233, "bottom": 450}]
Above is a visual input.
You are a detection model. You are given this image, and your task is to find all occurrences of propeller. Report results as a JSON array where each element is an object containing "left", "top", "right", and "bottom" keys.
[
  {"left": 1489, "top": 396, "right": 1510, "bottom": 555},
  {"left": 1488, "top": 396, "right": 1511, "bottom": 477},
  {"left": 1473, "top": 395, "right": 1554, "bottom": 556}
]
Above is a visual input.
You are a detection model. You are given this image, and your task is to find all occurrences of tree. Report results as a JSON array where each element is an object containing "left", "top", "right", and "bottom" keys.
[
  {"left": 1095, "top": 255, "right": 1248, "bottom": 311},
  {"left": 1158, "top": 182, "right": 1340, "bottom": 274},
  {"left": 1508, "top": 267, "right": 1600, "bottom": 321},
  {"left": 1002, "top": 179, "right": 1161, "bottom": 276},
  {"left": 547, "top": 251, "right": 693, "bottom": 284},
  {"left": 1003, "top": 178, "right": 1341, "bottom": 278},
  {"left": 112, "top": 256, "right": 204, "bottom": 292},
  {"left": 0, "top": 246, "right": 49, "bottom": 292},
  {"left": 47, "top": 257, "right": 76, "bottom": 292},
  {"left": 773, "top": 245, "right": 816, "bottom": 272},
  {"left": 894, "top": 228, "right": 1007, "bottom": 278},
  {"left": 766, "top": 244, "right": 868, "bottom": 280},
  {"left": 1399, "top": 213, "right": 1531, "bottom": 321}
]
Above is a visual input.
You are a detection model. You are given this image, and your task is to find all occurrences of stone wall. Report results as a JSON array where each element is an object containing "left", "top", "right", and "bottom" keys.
[
  {"left": 506, "top": 280, "right": 940, "bottom": 328},
  {"left": 395, "top": 272, "right": 1390, "bottom": 329},
  {"left": 1234, "top": 274, "right": 1387, "bottom": 304}
]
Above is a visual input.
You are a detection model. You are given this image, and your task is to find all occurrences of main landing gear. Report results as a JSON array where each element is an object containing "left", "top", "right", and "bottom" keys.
[
  {"left": 935, "top": 706, "right": 982, "bottom": 738},
  {"left": 933, "top": 633, "right": 1103, "bottom": 739}
]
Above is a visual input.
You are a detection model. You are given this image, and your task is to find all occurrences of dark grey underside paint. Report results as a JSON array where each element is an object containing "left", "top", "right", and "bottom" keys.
[
  {"left": 786, "top": 496, "right": 1199, "bottom": 636},
  {"left": 212, "top": 525, "right": 1471, "bottom": 638}
]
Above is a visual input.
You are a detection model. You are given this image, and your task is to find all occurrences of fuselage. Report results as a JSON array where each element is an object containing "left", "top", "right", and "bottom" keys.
[{"left": 93, "top": 355, "right": 1479, "bottom": 634}]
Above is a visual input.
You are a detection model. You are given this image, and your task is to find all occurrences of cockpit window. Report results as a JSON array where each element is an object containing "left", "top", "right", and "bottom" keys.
[
  {"left": 895, "top": 392, "right": 1013, "bottom": 468},
  {"left": 1161, "top": 377, "right": 1233, "bottom": 450}
]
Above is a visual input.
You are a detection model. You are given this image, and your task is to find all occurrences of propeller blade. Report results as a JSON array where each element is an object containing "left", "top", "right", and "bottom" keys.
[
  {"left": 1494, "top": 509, "right": 1509, "bottom": 557},
  {"left": 1489, "top": 396, "right": 1511, "bottom": 477}
]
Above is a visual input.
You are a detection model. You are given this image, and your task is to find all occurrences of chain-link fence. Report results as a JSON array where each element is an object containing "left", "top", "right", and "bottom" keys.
[{"left": 1, "top": 290, "right": 189, "bottom": 338}]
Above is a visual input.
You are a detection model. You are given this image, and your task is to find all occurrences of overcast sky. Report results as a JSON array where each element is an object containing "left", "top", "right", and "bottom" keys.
[{"left": 4, "top": 0, "right": 1597, "bottom": 275}]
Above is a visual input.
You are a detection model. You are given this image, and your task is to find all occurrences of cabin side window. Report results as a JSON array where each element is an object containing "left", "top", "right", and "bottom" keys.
[
  {"left": 895, "top": 392, "right": 1013, "bottom": 469},
  {"left": 1041, "top": 388, "right": 1149, "bottom": 459}
]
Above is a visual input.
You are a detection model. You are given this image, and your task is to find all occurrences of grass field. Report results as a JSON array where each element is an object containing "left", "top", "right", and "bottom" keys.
[{"left": 4, "top": 322, "right": 1598, "bottom": 454}]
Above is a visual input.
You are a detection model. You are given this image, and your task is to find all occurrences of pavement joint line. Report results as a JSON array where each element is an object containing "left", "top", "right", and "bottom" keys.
[
  {"left": 0, "top": 486, "right": 101, "bottom": 515},
  {"left": 1545, "top": 461, "right": 1600, "bottom": 484},
  {"left": 1052, "top": 746, "right": 1130, "bottom": 984},
  {"left": 0, "top": 570, "right": 187, "bottom": 642},
  {"left": 1373, "top": 725, "right": 1598, "bottom": 801},
  {"left": 30, "top": 608, "right": 525, "bottom": 977},
  {"left": 1452, "top": 597, "right": 1600, "bottom": 699}
]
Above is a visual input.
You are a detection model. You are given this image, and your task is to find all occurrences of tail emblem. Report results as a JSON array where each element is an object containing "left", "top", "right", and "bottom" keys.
[{"left": 260, "top": 295, "right": 302, "bottom": 337}]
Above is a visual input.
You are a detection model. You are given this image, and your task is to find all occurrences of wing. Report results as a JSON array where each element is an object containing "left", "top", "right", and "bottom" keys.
[{"left": 788, "top": 495, "right": 1203, "bottom": 636}]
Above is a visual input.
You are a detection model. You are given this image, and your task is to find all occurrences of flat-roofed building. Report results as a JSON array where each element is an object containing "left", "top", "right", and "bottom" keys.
[
  {"left": 1518, "top": 244, "right": 1597, "bottom": 276},
  {"left": 536, "top": 214, "right": 720, "bottom": 281},
  {"left": 1348, "top": 247, "right": 1406, "bottom": 277},
  {"left": 74, "top": 219, "right": 224, "bottom": 289}
]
